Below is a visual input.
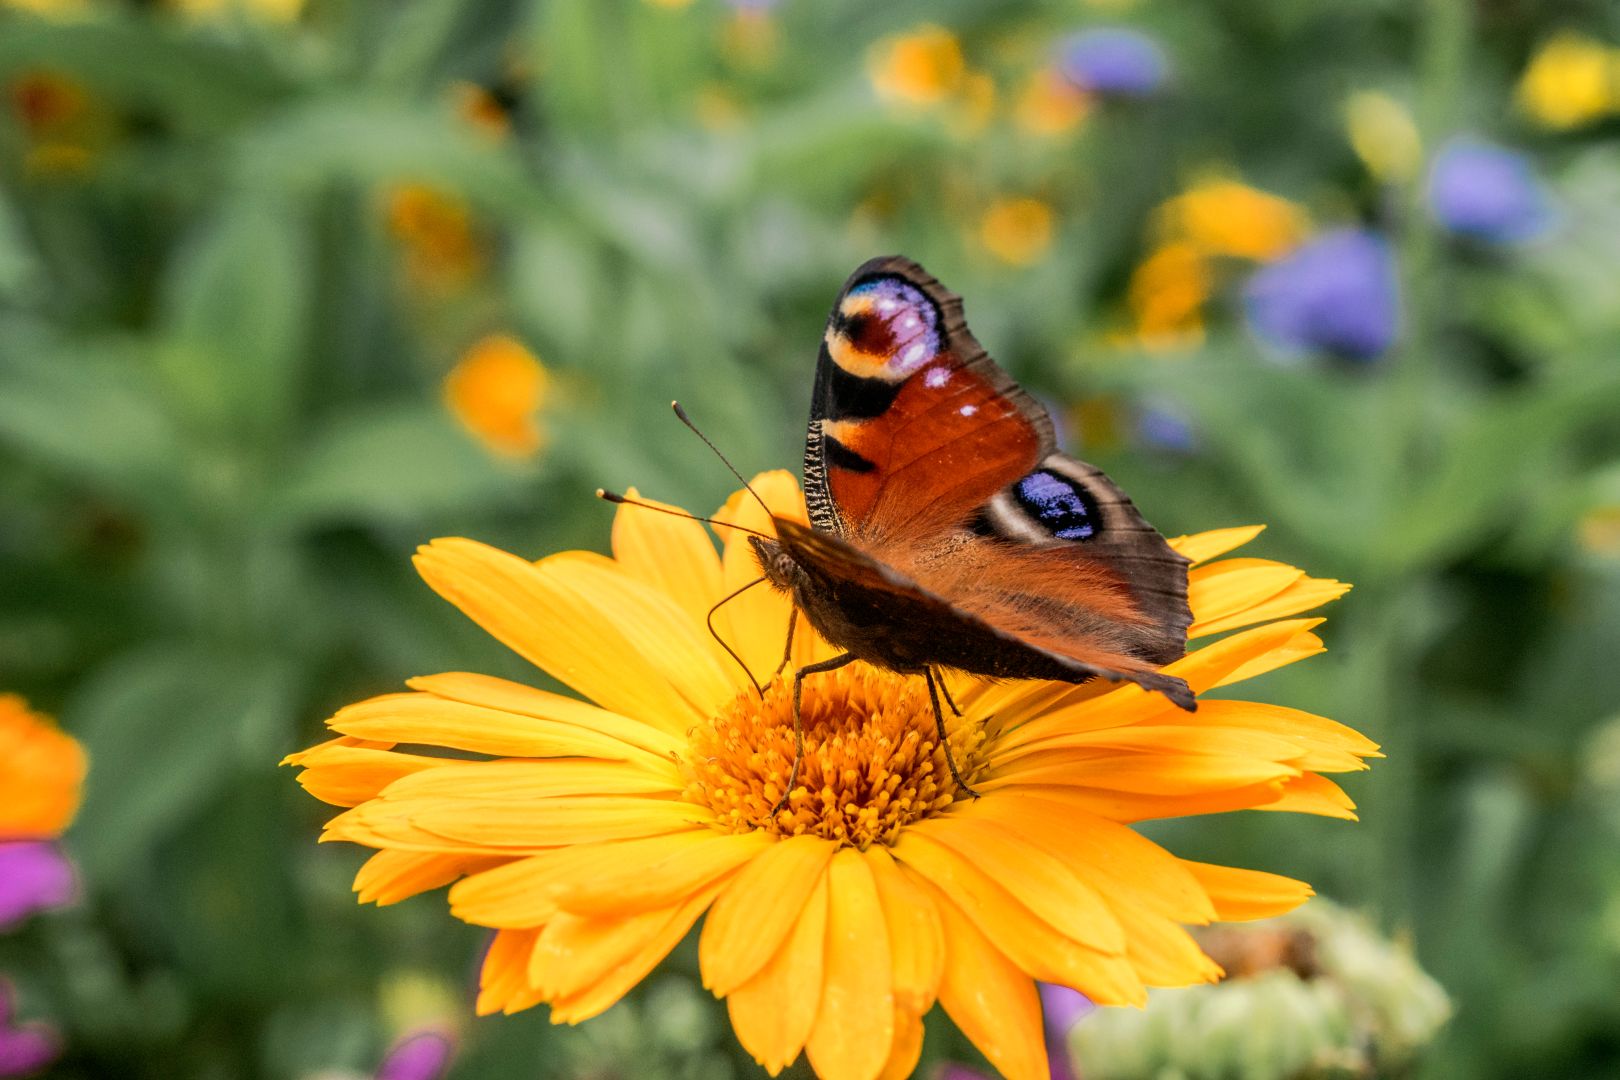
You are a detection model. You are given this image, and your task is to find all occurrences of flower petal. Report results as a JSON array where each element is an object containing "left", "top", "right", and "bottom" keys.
[
  {"left": 965, "top": 797, "right": 1215, "bottom": 924},
  {"left": 877, "top": 1007, "right": 926, "bottom": 1080},
  {"left": 547, "top": 877, "right": 729, "bottom": 1023},
  {"left": 611, "top": 487, "right": 725, "bottom": 626},
  {"left": 892, "top": 835, "right": 1145, "bottom": 1004},
  {"left": 449, "top": 832, "right": 715, "bottom": 927},
  {"left": 407, "top": 672, "right": 685, "bottom": 758},
  {"left": 549, "top": 830, "right": 773, "bottom": 916},
  {"left": 928, "top": 880, "right": 1052, "bottom": 1080},
  {"left": 1254, "top": 772, "right": 1359, "bottom": 819},
  {"left": 286, "top": 740, "right": 448, "bottom": 807},
  {"left": 477, "top": 928, "right": 544, "bottom": 1015},
  {"left": 864, "top": 846, "right": 945, "bottom": 1013},
  {"left": 541, "top": 551, "right": 740, "bottom": 713},
  {"left": 1105, "top": 900, "right": 1222, "bottom": 986},
  {"left": 726, "top": 868, "right": 829, "bottom": 1076},
  {"left": 379, "top": 760, "right": 677, "bottom": 801},
  {"left": 1168, "top": 525, "right": 1265, "bottom": 565},
  {"left": 805, "top": 850, "right": 895, "bottom": 1080},
  {"left": 996, "top": 618, "right": 1330, "bottom": 757},
  {"left": 330, "top": 689, "right": 678, "bottom": 764},
  {"left": 1192, "top": 574, "right": 1351, "bottom": 638},
  {"left": 701, "top": 834, "right": 837, "bottom": 996},
  {"left": 355, "top": 849, "right": 503, "bottom": 906},
  {"left": 985, "top": 750, "right": 1298, "bottom": 795},
  {"left": 1187, "top": 558, "right": 1305, "bottom": 633},
  {"left": 324, "top": 796, "right": 713, "bottom": 852},
  {"left": 908, "top": 818, "right": 1126, "bottom": 955},
  {"left": 1180, "top": 860, "right": 1314, "bottom": 921},
  {"left": 412, "top": 538, "right": 709, "bottom": 732}
]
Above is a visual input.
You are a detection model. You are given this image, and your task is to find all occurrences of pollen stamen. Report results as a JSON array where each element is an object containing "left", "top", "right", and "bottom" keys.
[{"left": 681, "top": 664, "right": 985, "bottom": 848}]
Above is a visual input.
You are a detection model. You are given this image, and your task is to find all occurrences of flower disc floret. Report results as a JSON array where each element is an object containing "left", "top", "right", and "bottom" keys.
[{"left": 684, "top": 666, "right": 985, "bottom": 846}]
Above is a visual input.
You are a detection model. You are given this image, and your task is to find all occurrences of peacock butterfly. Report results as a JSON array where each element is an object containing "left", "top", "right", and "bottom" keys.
[{"left": 610, "top": 255, "right": 1193, "bottom": 796}]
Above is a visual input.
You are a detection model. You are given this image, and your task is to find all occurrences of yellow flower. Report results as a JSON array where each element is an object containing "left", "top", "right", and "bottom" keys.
[
  {"left": 1579, "top": 505, "right": 1620, "bottom": 557},
  {"left": 287, "top": 473, "right": 1371, "bottom": 1080},
  {"left": 1126, "top": 241, "right": 1210, "bottom": 351},
  {"left": 0, "top": 694, "right": 87, "bottom": 841},
  {"left": 1, "top": 0, "right": 86, "bottom": 15},
  {"left": 1015, "top": 67, "right": 1093, "bottom": 136},
  {"left": 442, "top": 335, "right": 550, "bottom": 459},
  {"left": 385, "top": 184, "right": 484, "bottom": 292},
  {"left": 169, "top": 0, "right": 305, "bottom": 21},
  {"left": 869, "top": 26, "right": 966, "bottom": 106},
  {"left": 980, "top": 197, "right": 1056, "bottom": 266},
  {"left": 1345, "top": 91, "right": 1422, "bottom": 182},
  {"left": 1156, "top": 179, "right": 1309, "bottom": 262},
  {"left": 1517, "top": 32, "right": 1620, "bottom": 130}
]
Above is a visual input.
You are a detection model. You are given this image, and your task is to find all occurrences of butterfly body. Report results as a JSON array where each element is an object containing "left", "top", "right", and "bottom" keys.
[{"left": 756, "top": 255, "right": 1195, "bottom": 711}]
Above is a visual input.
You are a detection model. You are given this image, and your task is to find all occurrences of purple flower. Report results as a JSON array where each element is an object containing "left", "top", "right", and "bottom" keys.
[
  {"left": 1135, "top": 404, "right": 1198, "bottom": 454},
  {"left": 376, "top": 1029, "right": 454, "bottom": 1080},
  {"left": 1427, "top": 137, "right": 1556, "bottom": 245},
  {"left": 1059, "top": 29, "right": 1169, "bottom": 96},
  {"left": 1243, "top": 228, "right": 1400, "bottom": 361},
  {"left": 0, "top": 843, "right": 76, "bottom": 930},
  {"left": 0, "top": 984, "right": 60, "bottom": 1079},
  {"left": 1040, "top": 984, "right": 1092, "bottom": 1080}
]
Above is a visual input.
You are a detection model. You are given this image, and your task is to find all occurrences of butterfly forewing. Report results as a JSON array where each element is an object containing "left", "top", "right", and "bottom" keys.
[{"left": 793, "top": 255, "right": 1193, "bottom": 695}]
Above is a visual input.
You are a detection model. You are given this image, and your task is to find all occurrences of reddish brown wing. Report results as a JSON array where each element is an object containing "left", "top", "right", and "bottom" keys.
[
  {"left": 801, "top": 255, "right": 1192, "bottom": 669},
  {"left": 772, "top": 519, "right": 1195, "bottom": 708},
  {"left": 803, "top": 256, "right": 1053, "bottom": 543}
]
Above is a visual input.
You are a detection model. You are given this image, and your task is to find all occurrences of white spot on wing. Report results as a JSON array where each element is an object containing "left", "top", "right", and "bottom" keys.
[
  {"left": 924, "top": 366, "right": 950, "bottom": 388},
  {"left": 898, "top": 341, "right": 928, "bottom": 370},
  {"left": 959, "top": 404, "right": 978, "bottom": 416}
]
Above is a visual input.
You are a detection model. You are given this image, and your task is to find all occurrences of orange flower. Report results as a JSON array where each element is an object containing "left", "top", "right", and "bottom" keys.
[
  {"left": 980, "top": 197, "right": 1056, "bottom": 266},
  {"left": 442, "top": 335, "right": 550, "bottom": 458},
  {"left": 385, "top": 184, "right": 484, "bottom": 291},
  {"left": 1015, "top": 67, "right": 1093, "bottom": 136},
  {"left": 1156, "top": 179, "right": 1309, "bottom": 262},
  {"left": 0, "top": 694, "right": 87, "bottom": 841},
  {"left": 869, "top": 26, "right": 966, "bottom": 106},
  {"left": 287, "top": 473, "right": 1370, "bottom": 1080}
]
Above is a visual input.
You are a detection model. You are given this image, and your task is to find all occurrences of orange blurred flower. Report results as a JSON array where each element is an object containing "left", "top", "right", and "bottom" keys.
[
  {"left": 980, "top": 197, "right": 1056, "bottom": 266},
  {"left": 385, "top": 184, "right": 485, "bottom": 292},
  {"left": 870, "top": 26, "right": 966, "bottom": 106},
  {"left": 443, "top": 335, "right": 551, "bottom": 458},
  {"left": 0, "top": 695, "right": 86, "bottom": 841}
]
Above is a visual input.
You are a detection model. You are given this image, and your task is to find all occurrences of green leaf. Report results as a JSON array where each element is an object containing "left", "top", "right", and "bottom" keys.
[
  {"left": 271, "top": 401, "right": 527, "bottom": 527},
  {"left": 65, "top": 644, "right": 300, "bottom": 884}
]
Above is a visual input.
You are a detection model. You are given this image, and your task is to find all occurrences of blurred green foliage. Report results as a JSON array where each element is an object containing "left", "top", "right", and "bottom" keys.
[{"left": 2, "top": 0, "right": 1619, "bottom": 1077}]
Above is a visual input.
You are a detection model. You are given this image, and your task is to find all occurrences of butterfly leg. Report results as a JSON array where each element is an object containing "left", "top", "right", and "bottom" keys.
[
  {"left": 774, "top": 651, "right": 857, "bottom": 815},
  {"left": 770, "top": 607, "right": 798, "bottom": 684},
  {"left": 925, "top": 668, "right": 980, "bottom": 799},
  {"left": 936, "top": 671, "right": 963, "bottom": 717}
]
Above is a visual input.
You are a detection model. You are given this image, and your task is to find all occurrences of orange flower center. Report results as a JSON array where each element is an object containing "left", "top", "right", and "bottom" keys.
[{"left": 681, "top": 663, "right": 985, "bottom": 849}]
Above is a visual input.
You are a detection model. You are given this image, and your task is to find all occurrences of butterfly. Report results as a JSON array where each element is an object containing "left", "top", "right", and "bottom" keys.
[{"left": 612, "top": 255, "right": 1193, "bottom": 797}]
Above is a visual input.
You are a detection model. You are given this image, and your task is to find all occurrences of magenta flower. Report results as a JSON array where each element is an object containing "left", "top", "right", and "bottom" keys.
[
  {"left": 0, "top": 843, "right": 76, "bottom": 930},
  {"left": 0, "top": 984, "right": 60, "bottom": 1079},
  {"left": 376, "top": 1029, "right": 454, "bottom": 1080}
]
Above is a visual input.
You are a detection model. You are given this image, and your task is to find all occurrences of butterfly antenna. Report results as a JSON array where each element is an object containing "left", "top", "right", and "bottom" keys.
[
  {"left": 596, "top": 490, "right": 776, "bottom": 541},
  {"left": 671, "top": 401, "right": 775, "bottom": 520}
]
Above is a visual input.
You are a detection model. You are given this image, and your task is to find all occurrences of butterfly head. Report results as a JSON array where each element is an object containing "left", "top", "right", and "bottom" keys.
[{"left": 748, "top": 535, "right": 804, "bottom": 594}]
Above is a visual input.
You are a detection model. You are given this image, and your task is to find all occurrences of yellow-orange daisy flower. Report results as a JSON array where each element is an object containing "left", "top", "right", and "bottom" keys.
[
  {"left": 442, "top": 334, "right": 551, "bottom": 459},
  {"left": 0, "top": 694, "right": 86, "bottom": 841},
  {"left": 286, "top": 472, "right": 1371, "bottom": 1080}
]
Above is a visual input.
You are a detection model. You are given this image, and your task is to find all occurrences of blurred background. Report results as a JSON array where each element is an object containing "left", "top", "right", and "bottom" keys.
[{"left": 2, "top": 0, "right": 1620, "bottom": 1077}]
